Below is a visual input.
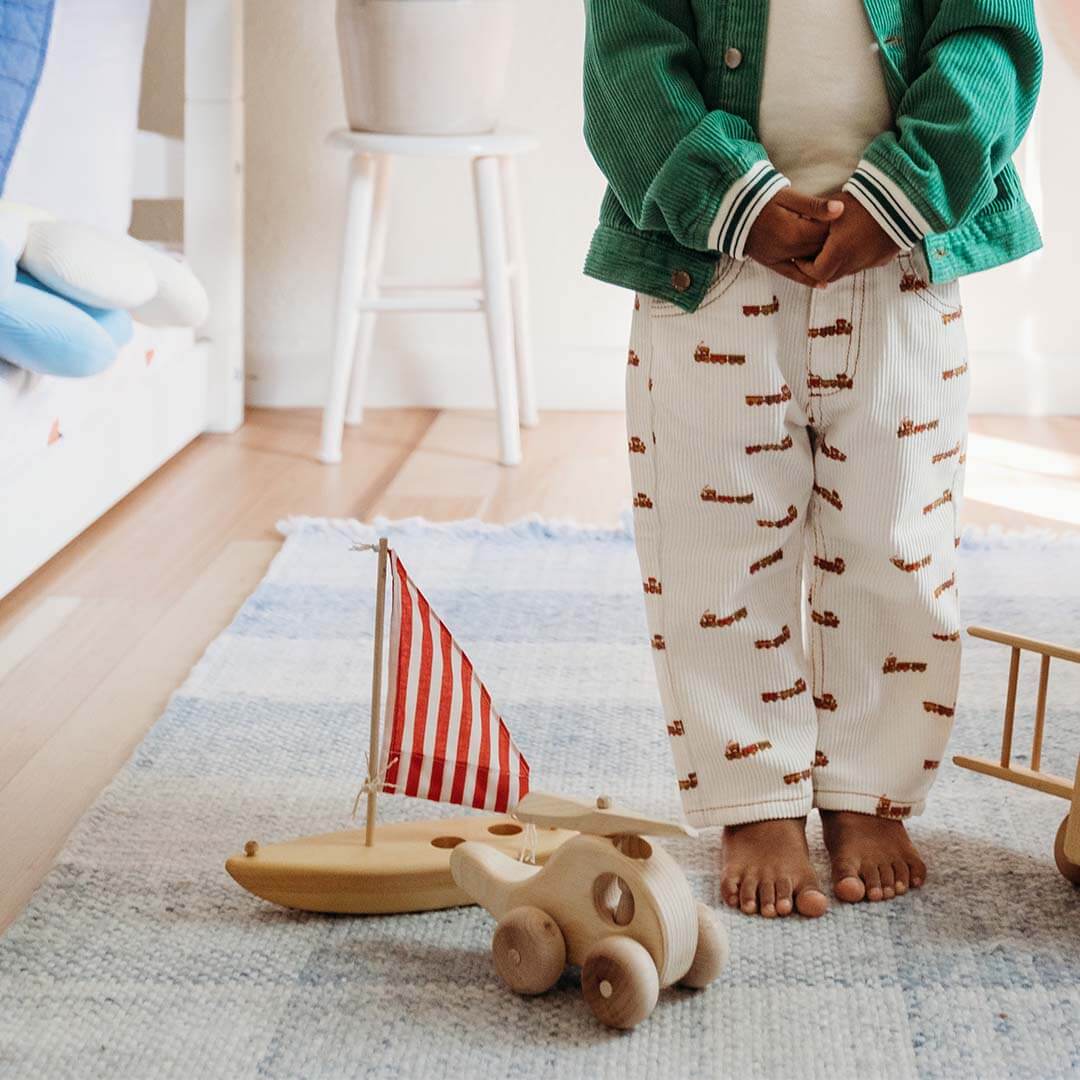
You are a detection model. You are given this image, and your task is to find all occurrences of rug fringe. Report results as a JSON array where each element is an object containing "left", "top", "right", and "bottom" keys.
[
  {"left": 276, "top": 512, "right": 636, "bottom": 543},
  {"left": 957, "top": 524, "right": 1080, "bottom": 550},
  {"left": 278, "top": 514, "right": 1080, "bottom": 550}
]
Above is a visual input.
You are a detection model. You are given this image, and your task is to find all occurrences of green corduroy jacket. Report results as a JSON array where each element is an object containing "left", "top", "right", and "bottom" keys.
[{"left": 582, "top": 0, "right": 1044, "bottom": 311}]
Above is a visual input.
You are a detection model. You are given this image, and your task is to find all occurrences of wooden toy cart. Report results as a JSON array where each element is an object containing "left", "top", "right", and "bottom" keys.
[{"left": 953, "top": 626, "right": 1080, "bottom": 885}]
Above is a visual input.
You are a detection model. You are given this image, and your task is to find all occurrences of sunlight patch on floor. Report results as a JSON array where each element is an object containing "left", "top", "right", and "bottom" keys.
[{"left": 966, "top": 432, "right": 1080, "bottom": 525}]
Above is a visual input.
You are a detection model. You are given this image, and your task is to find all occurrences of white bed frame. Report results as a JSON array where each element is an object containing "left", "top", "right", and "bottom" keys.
[
  {"left": 0, "top": 0, "right": 245, "bottom": 599},
  {"left": 139, "top": 0, "right": 245, "bottom": 433}
]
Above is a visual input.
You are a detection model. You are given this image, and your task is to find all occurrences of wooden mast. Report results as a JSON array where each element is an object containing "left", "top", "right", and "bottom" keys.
[{"left": 365, "top": 537, "right": 390, "bottom": 846}]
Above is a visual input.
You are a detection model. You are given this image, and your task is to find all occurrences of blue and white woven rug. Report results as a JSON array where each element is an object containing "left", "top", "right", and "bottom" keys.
[{"left": 2, "top": 517, "right": 1078, "bottom": 1079}]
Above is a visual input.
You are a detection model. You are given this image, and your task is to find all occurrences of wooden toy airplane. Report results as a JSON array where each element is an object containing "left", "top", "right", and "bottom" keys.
[
  {"left": 953, "top": 626, "right": 1080, "bottom": 885},
  {"left": 450, "top": 791, "right": 729, "bottom": 1030}
]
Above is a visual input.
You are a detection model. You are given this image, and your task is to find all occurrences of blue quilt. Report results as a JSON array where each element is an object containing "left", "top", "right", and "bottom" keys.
[{"left": 0, "top": 0, "right": 53, "bottom": 191}]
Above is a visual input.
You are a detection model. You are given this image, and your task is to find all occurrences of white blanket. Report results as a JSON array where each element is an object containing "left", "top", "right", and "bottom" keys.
[{"left": 4, "top": 0, "right": 151, "bottom": 234}]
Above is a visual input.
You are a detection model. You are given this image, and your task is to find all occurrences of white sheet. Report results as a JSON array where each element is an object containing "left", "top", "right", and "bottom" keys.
[
  {"left": 0, "top": 323, "right": 206, "bottom": 598},
  {"left": 0, "top": 361, "right": 37, "bottom": 410},
  {"left": 4, "top": 0, "right": 152, "bottom": 234},
  {"left": 0, "top": 322, "right": 194, "bottom": 473}
]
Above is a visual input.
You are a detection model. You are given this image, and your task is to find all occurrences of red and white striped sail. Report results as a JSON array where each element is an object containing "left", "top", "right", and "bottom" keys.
[{"left": 380, "top": 550, "right": 530, "bottom": 813}]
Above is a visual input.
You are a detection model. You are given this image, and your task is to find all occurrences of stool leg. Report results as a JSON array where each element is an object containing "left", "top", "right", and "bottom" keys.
[
  {"left": 473, "top": 155, "right": 522, "bottom": 467},
  {"left": 320, "top": 152, "right": 375, "bottom": 464},
  {"left": 345, "top": 154, "right": 393, "bottom": 427},
  {"left": 500, "top": 156, "right": 538, "bottom": 429}
]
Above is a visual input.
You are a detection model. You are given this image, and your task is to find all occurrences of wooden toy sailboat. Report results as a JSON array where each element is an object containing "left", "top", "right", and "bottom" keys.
[{"left": 226, "top": 538, "right": 573, "bottom": 914}]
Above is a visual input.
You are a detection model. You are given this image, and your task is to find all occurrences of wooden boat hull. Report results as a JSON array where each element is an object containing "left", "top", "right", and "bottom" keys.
[{"left": 226, "top": 816, "right": 575, "bottom": 914}]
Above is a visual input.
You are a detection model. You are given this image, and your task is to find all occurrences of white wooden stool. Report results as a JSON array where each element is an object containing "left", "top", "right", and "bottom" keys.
[{"left": 319, "top": 129, "right": 539, "bottom": 467}]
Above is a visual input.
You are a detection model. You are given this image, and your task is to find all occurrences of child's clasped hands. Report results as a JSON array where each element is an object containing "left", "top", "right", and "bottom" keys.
[{"left": 745, "top": 188, "right": 900, "bottom": 289}]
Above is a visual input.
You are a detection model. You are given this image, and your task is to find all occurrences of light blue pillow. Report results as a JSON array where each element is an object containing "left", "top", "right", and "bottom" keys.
[
  {"left": 0, "top": 273, "right": 121, "bottom": 377},
  {"left": 0, "top": 240, "right": 15, "bottom": 301},
  {"left": 17, "top": 271, "right": 133, "bottom": 347}
]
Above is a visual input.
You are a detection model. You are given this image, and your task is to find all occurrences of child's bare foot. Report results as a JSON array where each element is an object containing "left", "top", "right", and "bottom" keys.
[
  {"left": 721, "top": 818, "right": 829, "bottom": 918},
  {"left": 820, "top": 810, "right": 928, "bottom": 902}
]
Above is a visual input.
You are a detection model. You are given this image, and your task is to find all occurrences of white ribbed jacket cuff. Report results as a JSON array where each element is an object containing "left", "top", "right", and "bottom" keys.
[
  {"left": 843, "top": 160, "right": 933, "bottom": 252},
  {"left": 708, "top": 160, "right": 791, "bottom": 260}
]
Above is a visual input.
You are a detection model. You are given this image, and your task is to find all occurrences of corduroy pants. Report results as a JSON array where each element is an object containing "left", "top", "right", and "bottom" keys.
[{"left": 626, "top": 250, "right": 969, "bottom": 828}]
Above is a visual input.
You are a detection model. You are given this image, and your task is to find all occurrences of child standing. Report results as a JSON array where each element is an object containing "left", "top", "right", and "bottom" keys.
[{"left": 583, "top": 0, "right": 1042, "bottom": 916}]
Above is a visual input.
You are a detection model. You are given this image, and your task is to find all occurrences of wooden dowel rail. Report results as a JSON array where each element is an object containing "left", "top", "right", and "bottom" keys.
[
  {"left": 1031, "top": 654, "right": 1051, "bottom": 772},
  {"left": 952, "top": 755, "right": 1073, "bottom": 800},
  {"left": 956, "top": 627, "right": 1080, "bottom": 883},
  {"left": 967, "top": 626, "right": 1080, "bottom": 665},
  {"left": 1001, "top": 646, "right": 1020, "bottom": 768},
  {"left": 966, "top": 626, "right": 1080, "bottom": 773}
]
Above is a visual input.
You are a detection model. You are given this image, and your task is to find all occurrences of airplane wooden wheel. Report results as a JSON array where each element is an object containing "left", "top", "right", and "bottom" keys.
[
  {"left": 580, "top": 936, "right": 660, "bottom": 1030},
  {"left": 492, "top": 905, "right": 567, "bottom": 994},
  {"left": 681, "top": 902, "right": 729, "bottom": 989},
  {"left": 1055, "top": 817, "right": 1080, "bottom": 885}
]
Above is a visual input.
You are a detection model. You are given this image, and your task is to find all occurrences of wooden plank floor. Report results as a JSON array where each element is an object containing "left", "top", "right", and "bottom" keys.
[{"left": 1, "top": 407, "right": 1078, "bottom": 932}]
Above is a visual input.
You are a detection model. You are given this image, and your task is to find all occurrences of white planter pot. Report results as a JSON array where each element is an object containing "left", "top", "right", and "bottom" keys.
[{"left": 336, "top": 0, "right": 515, "bottom": 135}]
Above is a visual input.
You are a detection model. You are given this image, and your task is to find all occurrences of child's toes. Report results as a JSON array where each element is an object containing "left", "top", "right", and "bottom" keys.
[
  {"left": 721, "top": 875, "right": 742, "bottom": 908},
  {"left": 879, "top": 863, "right": 896, "bottom": 899},
  {"left": 831, "top": 857, "right": 865, "bottom": 903},
  {"left": 775, "top": 877, "right": 794, "bottom": 917},
  {"left": 863, "top": 862, "right": 883, "bottom": 901},
  {"left": 909, "top": 857, "right": 927, "bottom": 888},
  {"left": 892, "top": 860, "right": 909, "bottom": 895},
  {"left": 758, "top": 880, "right": 777, "bottom": 918},
  {"left": 794, "top": 877, "right": 829, "bottom": 918},
  {"left": 739, "top": 875, "right": 760, "bottom": 915}
]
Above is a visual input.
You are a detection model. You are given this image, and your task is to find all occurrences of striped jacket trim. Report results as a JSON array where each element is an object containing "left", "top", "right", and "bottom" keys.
[
  {"left": 707, "top": 161, "right": 791, "bottom": 259},
  {"left": 843, "top": 160, "right": 933, "bottom": 251}
]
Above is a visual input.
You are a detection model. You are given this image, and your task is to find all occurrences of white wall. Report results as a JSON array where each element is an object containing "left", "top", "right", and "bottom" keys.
[
  {"left": 959, "top": 11, "right": 1080, "bottom": 414},
  {"left": 141, "top": 0, "right": 1080, "bottom": 414},
  {"left": 241, "top": 0, "right": 627, "bottom": 412}
]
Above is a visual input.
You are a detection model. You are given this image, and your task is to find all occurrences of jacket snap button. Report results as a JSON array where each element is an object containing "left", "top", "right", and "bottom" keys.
[
  {"left": 724, "top": 47, "right": 743, "bottom": 69},
  {"left": 671, "top": 269, "right": 692, "bottom": 292}
]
